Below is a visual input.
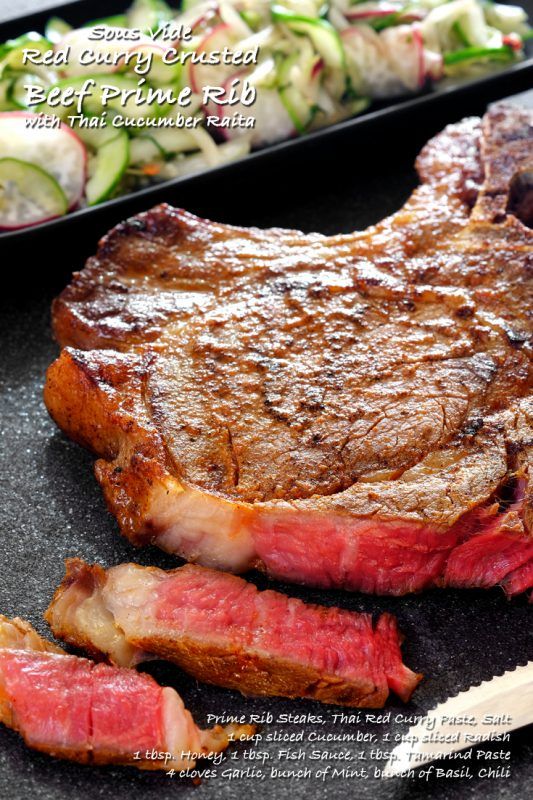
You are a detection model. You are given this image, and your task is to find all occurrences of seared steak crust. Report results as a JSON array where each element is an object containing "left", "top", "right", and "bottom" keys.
[{"left": 45, "top": 105, "right": 533, "bottom": 595}]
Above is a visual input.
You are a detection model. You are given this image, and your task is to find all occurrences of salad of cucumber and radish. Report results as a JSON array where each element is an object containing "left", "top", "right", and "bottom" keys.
[{"left": 0, "top": 0, "right": 530, "bottom": 229}]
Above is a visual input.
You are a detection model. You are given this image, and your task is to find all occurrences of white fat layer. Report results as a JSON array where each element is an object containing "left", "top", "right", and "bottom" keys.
[
  {"left": 47, "top": 570, "right": 147, "bottom": 667},
  {"left": 74, "top": 590, "right": 144, "bottom": 667},
  {"left": 162, "top": 689, "right": 247, "bottom": 768},
  {"left": 0, "top": 616, "right": 64, "bottom": 654},
  {"left": 162, "top": 687, "right": 202, "bottom": 769},
  {"left": 103, "top": 564, "right": 162, "bottom": 642},
  {"left": 147, "top": 478, "right": 256, "bottom": 572}
]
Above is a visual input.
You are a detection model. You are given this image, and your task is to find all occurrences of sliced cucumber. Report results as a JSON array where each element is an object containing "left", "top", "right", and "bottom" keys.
[
  {"left": 0, "top": 33, "right": 53, "bottom": 83},
  {"left": 127, "top": 0, "right": 174, "bottom": 31},
  {"left": 0, "top": 156, "right": 67, "bottom": 228},
  {"left": 240, "top": 10, "right": 263, "bottom": 30},
  {"left": 127, "top": 45, "right": 181, "bottom": 86},
  {"left": 484, "top": 3, "right": 529, "bottom": 35},
  {"left": 0, "top": 32, "right": 50, "bottom": 64},
  {"left": 344, "top": 96, "right": 370, "bottom": 117},
  {"left": 453, "top": 20, "right": 472, "bottom": 47},
  {"left": 277, "top": 54, "right": 314, "bottom": 134},
  {"left": 45, "top": 17, "right": 72, "bottom": 44},
  {"left": 443, "top": 44, "right": 515, "bottom": 65},
  {"left": 180, "top": 0, "right": 202, "bottom": 11},
  {"left": 71, "top": 120, "right": 122, "bottom": 150},
  {"left": 81, "top": 75, "right": 142, "bottom": 117},
  {"left": 8, "top": 73, "right": 48, "bottom": 109},
  {"left": 140, "top": 126, "right": 203, "bottom": 155},
  {"left": 0, "top": 77, "right": 16, "bottom": 111},
  {"left": 160, "top": 138, "right": 251, "bottom": 180},
  {"left": 370, "top": 12, "right": 401, "bottom": 32},
  {"left": 271, "top": 5, "right": 346, "bottom": 70},
  {"left": 129, "top": 135, "right": 166, "bottom": 165},
  {"left": 149, "top": 59, "right": 182, "bottom": 87},
  {"left": 0, "top": 112, "right": 86, "bottom": 208},
  {"left": 86, "top": 131, "right": 129, "bottom": 206}
]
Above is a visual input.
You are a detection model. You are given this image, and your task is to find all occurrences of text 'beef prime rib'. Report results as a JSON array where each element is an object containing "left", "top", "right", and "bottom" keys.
[
  {"left": 0, "top": 615, "right": 252, "bottom": 769},
  {"left": 46, "top": 559, "right": 421, "bottom": 707},
  {"left": 44, "top": 104, "right": 533, "bottom": 597}
]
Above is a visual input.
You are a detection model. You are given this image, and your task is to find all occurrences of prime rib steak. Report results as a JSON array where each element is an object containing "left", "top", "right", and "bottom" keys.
[
  {"left": 0, "top": 615, "right": 252, "bottom": 768},
  {"left": 44, "top": 104, "right": 533, "bottom": 596},
  {"left": 46, "top": 558, "right": 421, "bottom": 707}
]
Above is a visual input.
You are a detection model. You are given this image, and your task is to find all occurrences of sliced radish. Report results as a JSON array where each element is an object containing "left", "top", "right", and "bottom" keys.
[
  {"left": 399, "top": 9, "right": 426, "bottom": 23},
  {"left": 210, "top": 68, "right": 249, "bottom": 135},
  {"left": 0, "top": 112, "right": 86, "bottom": 209},
  {"left": 411, "top": 23, "right": 443, "bottom": 85},
  {"left": 311, "top": 58, "right": 325, "bottom": 79},
  {"left": 214, "top": 57, "right": 295, "bottom": 147},
  {"left": 176, "top": 3, "right": 222, "bottom": 35},
  {"left": 189, "top": 23, "right": 240, "bottom": 94},
  {"left": 424, "top": 47, "right": 444, "bottom": 81},
  {"left": 220, "top": 90, "right": 295, "bottom": 147},
  {"left": 344, "top": 0, "right": 425, "bottom": 23},
  {"left": 0, "top": 157, "right": 67, "bottom": 229},
  {"left": 380, "top": 24, "right": 425, "bottom": 91},
  {"left": 412, "top": 26, "right": 426, "bottom": 88},
  {"left": 341, "top": 26, "right": 404, "bottom": 98},
  {"left": 218, "top": 1, "right": 252, "bottom": 38},
  {"left": 502, "top": 32, "right": 523, "bottom": 51},
  {"left": 345, "top": 2, "right": 401, "bottom": 20}
]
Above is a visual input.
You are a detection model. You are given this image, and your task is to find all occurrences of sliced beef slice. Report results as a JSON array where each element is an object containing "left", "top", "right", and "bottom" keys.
[
  {"left": 0, "top": 614, "right": 251, "bottom": 769},
  {"left": 46, "top": 559, "right": 422, "bottom": 707}
]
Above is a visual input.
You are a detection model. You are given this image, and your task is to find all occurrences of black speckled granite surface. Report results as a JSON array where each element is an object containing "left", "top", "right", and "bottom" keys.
[{"left": 0, "top": 1, "right": 532, "bottom": 792}]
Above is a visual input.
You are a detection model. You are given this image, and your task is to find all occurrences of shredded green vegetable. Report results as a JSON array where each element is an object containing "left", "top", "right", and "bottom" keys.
[{"left": 444, "top": 44, "right": 515, "bottom": 64}]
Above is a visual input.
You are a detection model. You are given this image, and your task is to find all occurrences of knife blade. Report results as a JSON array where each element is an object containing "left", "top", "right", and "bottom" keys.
[{"left": 383, "top": 661, "right": 533, "bottom": 777}]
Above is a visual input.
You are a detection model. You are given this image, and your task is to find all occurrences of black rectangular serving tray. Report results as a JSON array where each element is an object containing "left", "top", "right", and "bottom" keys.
[{"left": 0, "top": 0, "right": 532, "bottom": 246}]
